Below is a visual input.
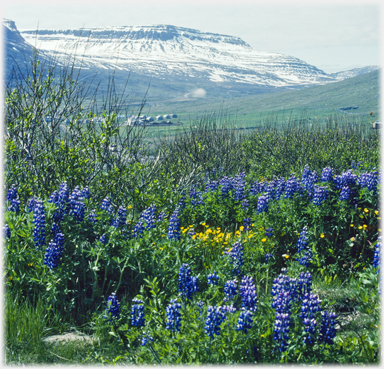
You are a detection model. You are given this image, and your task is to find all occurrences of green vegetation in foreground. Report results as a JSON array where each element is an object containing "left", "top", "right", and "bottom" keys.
[{"left": 4, "top": 57, "right": 381, "bottom": 364}]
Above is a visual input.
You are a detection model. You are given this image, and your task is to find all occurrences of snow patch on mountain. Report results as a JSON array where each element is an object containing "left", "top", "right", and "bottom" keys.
[{"left": 18, "top": 24, "right": 335, "bottom": 88}]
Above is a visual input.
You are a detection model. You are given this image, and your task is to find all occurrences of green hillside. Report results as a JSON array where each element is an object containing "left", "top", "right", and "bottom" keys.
[{"left": 143, "top": 70, "right": 380, "bottom": 136}]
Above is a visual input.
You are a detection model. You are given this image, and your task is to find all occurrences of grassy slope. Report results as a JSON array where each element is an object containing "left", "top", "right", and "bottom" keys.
[{"left": 143, "top": 70, "right": 380, "bottom": 137}]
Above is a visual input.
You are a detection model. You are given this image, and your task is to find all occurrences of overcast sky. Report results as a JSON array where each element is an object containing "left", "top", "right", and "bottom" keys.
[{"left": 2, "top": 0, "right": 382, "bottom": 73}]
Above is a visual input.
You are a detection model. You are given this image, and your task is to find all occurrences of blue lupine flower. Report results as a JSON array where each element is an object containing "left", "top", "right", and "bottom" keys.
[
  {"left": 205, "top": 180, "right": 219, "bottom": 193},
  {"left": 339, "top": 186, "right": 351, "bottom": 201},
  {"left": 321, "top": 167, "right": 333, "bottom": 182},
  {"left": 297, "top": 271, "right": 313, "bottom": 299},
  {"left": 133, "top": 220, "right": 145, "bottom": 238},
  {"left": 271, "top": 269, "right": 296, "bottom": 352},
  {"left": 224, "top": 241, "right": 244, "bottom": 276},
  {"left": 358, "top": 170, "right": 379, "bottom": 193},
  {"left": 189, "top": 187, "right": 204, "bottom": 207},
  {"left": 301, "top": 165, "right": 311, "bottom": 184},
  {"left": 155, "top": 210, "right": 165, "bottom": 223},
  {"left": 8, "top": 198, "right": 20, "bottom": 213},
  {"left": 302, "top": 171, "right": 318, "bottom": 198},
  {"left": 257, "top": 195, "right": 268, "bottom": 214},
  {"left": 373, "top": 237, "right": 381, "bottom": 272},
  {"left": 196, "top": 300, "right": 205, "bottom": 315},
  {"left": 273, "top": 312, "right": 291, "bottom": 352},
  {"left": 250, "top": 181, "right": 266, "bottom": 196},
  {"left": 207, "top": 271, "right": 219, "bottom": 285},
  {"left": 241, "top": 199, "right": 249, "bottom": 209},
  {"left": 112, "top": 206, "right": 127, "bottom": 228},
  {"left": 166, "top": 299, "right": 182, "bottom": 332},
  {"left": 284, "top": 175, "right": 301, "bottom": 199},
  {"left": 100, "top": 196, "right": 111, "bottom": 211},
  {"left": 131, "top": 298, "right": 145, "bottom": 327},
  {"left": 88, "top": 210, "right": 98, "bottom": 224},
  {"left": 312, "top": 185, "right": 328, "bottom": 205},
  {"left": 234, "top": 173, "right": 246, "bottom": 201},
  {"left": 44, "top": 241, "right": 61, "bottom": 269},
  {"left": 300, "top": 293, "right": 322, "bottom": 345},
  {"left": 178, "top": 193, "right": 186, "bottom": 210},
  {"left": 265, "top": 179, "right": 276, "bottom": 201},
  {"left": 223, "top": 279, "right": 238, "bottom": 302},
  {"left": 51, "top": 222, "right": 60, "bottom": 236},
  {"left": 168, "top": 208, "right": 181, "bottom": 241},
  {"left": 205, "top": 305, "right": 225, "bottom": 339},
  {"left": 319, "top": 310, "right": 337, "bottom": 345},
  {"left": 334, "top": 170, "right": 357, "bottom": 190},
  {"left": 33, "top": 200, "right": 46, "bottom": 249},
  {"left": 275, "top": 177, "right": 286, "bottom": 200},
  {"left": 50, "top": 182, "right": 70, "bottom": 223},
  {"left": 54, "top": 232, "right": 65, "bottom": 256},
  {"left": 243, "top": 217, "right": 252, "bottom": 232},
  {"left": 100, "top": 234, "right": 108, "bottom": 244},
  {"left": 221, "top": 304, "right": 237, "bottom": 315},
  {"left": 239, "top": 276, "right": 258, "bottom": 312},
  {"left": 141, "top": 205, "right": 157, "bottom": 230},
  {"left": 220, "top": 176, "right": 235, "bottom": 199},
  {"left": 296, "top": 226, "right": 312, "bottom": 267},
  {"left": 81, "top": 186, "right": 90, "bottom": 199},
  {"left": 27, "top": 197, "right": 36, "bottom": 212},
  {"left": 72, "top": 201, "right": 85, "bottom": 223},
  {"left": 3, "top": 224, "right": 11, "bottom": 239},
  {"left": 178, "top": 263, "right": 198, "bottom": 299},
  {"left": 266, "top": 227, "right": 274, "bottom": 237},
  {"left": 141, "top": 332, "right": 153, "bottom": 346},
  {"left": 265, "top": 253, "right": 273, "bottom": 263},
  {"left": 236, "top": 310, "right": 253, "bottom": 333},
  {"left": 296, "top": 226, "right": 309, "bottom": 253},
  {"left": 105, "top": 292, "right": 120, "bottom": 320},
  {"left": 7, "top": 185, "right": 17, "bottom": 201}
]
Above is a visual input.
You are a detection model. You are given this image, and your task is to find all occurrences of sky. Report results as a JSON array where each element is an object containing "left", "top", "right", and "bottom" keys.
[{"left": 2, "top": 0, "right": 382, "bottom": 73}]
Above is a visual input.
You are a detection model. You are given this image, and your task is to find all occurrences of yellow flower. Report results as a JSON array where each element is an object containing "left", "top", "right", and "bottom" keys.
[
  {"left": 375, "top": 210, "right": 379, "bottom": 215},
  {"left": 350, "top": 237, "right": 355, "bottom": 242},
  {"left": 358, "top": 226, "right": 363, "bottom": 230},
  {"left": 192, "top": 235, "right": 196, "bottom": 240},
  {"left": 359, "top": 215, "right": 364, "bottom": 219},
  {"left": 8, "top": 276, "right": 13, "bottom": 281},
  {"left": 262, "top": 238, "right": 267, "bottom": 242},
  {"left": 320, "top": 233, "right": 325, "bottom": 238},
  {"left": 282, "top": 254, "right": 289, "bottom": 259},
  {"left": 127, "top": 205, "right": 133, "bottom": 209},
  {"left": 261, "top": 334, "right": 265, "bottom": 338},
  {"left": 350, "top": 224, "right": 354, "bottom": 227},
  {"left": 379, "top": 228, "right": 382, "bottom": 232},
  {"left": 363, "top": 224, "right": 367, "bottom": 229},
  {"left": 248, "top": 234, "right": 254, "bottom": 239},
  {"left": 378, "top": 217, "right": 381, "bottom": 220},
  {"left": 28, "top": 263, "right": 33, "bottom": 267},
  {"left": 239, "top": 226, "right": 244, "bottom": 232},
  {"left": 364, "top": 208, "right": 369, "bottom": 213},
  {"left": 201, "top": 222, "right": 206, "bottom": 226}
]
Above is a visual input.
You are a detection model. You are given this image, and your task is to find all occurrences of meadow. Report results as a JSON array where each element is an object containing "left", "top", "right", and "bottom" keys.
[{"left": 3, "top": 56, "right": 381, "bottom": 364}]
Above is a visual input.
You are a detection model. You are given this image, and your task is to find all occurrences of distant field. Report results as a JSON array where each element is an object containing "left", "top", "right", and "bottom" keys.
[{"left": 139, "top": 70, "right": 379, "bottom": 137}]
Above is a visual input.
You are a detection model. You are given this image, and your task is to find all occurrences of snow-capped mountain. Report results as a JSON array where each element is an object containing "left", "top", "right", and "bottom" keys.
[
  {"left": 18, "top": 24, "right": 335, "bottom": 88},
  {"left": 4, "top": 19, "right": 380, "bottom": 101}
]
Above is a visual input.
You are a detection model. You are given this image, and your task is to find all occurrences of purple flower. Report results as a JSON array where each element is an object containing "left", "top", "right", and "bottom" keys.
[
  {"left": 207, "top": 271, "right": 219, "bottom": 285},
  {"left": 168, "top": 208, "right": 181, "bottom": 241},
  {"left": 239, "top": 276, "right": 258, "bottom": 312},
  {"left": 236, "top": 310, "right": 253, "bottom": 333},
  {"left": 131, "top": 298, "right": 145, "bottom": 327},
  {"left": 105, "top": 292, "right": 120, "bottom": 320},
  {"left": 166, "top": 299, "right": 182, "bottom": 332},
  {"left": 205, "top": 305, "right": 225, "bottom": 339},
  {"left": 257, "top": 195, "right": 268, "bottom": 214}
]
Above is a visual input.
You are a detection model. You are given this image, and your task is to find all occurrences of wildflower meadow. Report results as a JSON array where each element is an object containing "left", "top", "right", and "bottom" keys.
[{"left": 3, "top": 56, "right": 381, "bottom": 364}]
